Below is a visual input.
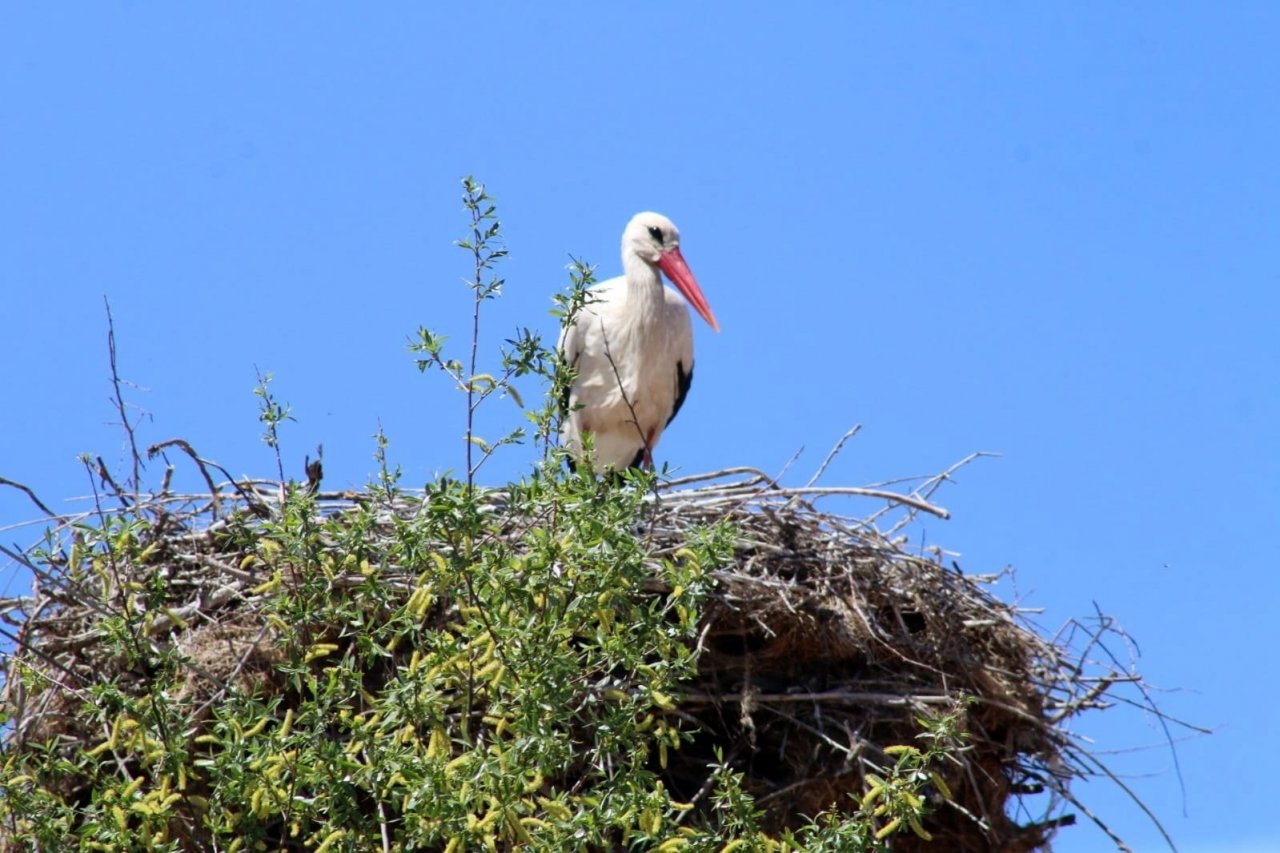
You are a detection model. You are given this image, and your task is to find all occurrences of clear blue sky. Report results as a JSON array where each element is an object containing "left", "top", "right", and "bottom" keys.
[{"left": 3, "top": 6, "right": 1276, "bottom": 851}]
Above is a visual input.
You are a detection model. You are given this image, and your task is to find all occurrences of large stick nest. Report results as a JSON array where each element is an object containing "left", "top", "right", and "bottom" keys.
[{"left": 1, "top": 460, "right": 1162, "bottom": 850}]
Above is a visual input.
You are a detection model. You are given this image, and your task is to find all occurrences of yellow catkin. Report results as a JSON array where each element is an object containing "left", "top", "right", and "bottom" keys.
[
  {"left": 908, "top": 814, "right": 933, "bottom": 840},
  {"left": 250, "top": 571, "right": 282, "bottom": 595},
  {"left": 279, "top": 708, "right": 294, "bottom": 737},
  {"left": 107, "top": 716, "right": 125, "bottom": 748},
  {"left": 538, "top": 798, "right": 572, "bottom": 821},
  {"left": 413, "top": 588, "right": 434, "bottom": 617},
  {"left": 314, "top": 829, "right": 345, "bottom": 853},
  {"left": 303, "top": 643, "right": 339, "bottom": 663},
  {"left": 929, "top": 771, "right": 952, "bottom": 800},
  {"left": 428, "top": 728, "right": 449, "bottom": 759},
  {"left": 875, "top": 818, "right": 902, "bottom": 840},
  {"left": 650, "top": 691, "right": 675, "bottom": 710},
  {"left": 405, "top": 588, "right": 426, "bottom": 615},
  {"left": 161, "top": 607, "right": 189, "bottom": 630},
  {"left": 250, "top": 788, "right": 264, "bottom": 818},
  {"left": 476, "top": 806, "right": 500, "bottom": 832},
  {"left": 241, "top": 716, "right": 270, "bottom": 739}
]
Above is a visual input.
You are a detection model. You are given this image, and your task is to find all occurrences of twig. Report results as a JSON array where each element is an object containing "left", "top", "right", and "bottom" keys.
[
  {"left": 804, "top": 424, "right": 862, "bottom": 488},
  {"left": 103, "top": 297, "right": 145, "bottom": 493},
  {"left": 0, "top": 476, "right": 57, "bottom": 520},
  {"left": 253, "top": 366, "right": 288, "bottom": 489},
  {"left": 771, "top": 445, "right": 805, "bottom": 487},
  {"left": 764, "top": 486, "right": 949, "bottom": 520},
  {"left": 1089, "top": 601, "right": 1197, "bottom": 817},
  {"left": 94, "top": 456, "right": 131, "bottom": 509},
  {"left": 597, "top": 316, "right": 649, "bottom": 469}
]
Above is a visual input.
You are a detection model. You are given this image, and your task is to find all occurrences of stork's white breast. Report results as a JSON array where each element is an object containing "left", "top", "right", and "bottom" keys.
[{"left": 559, "top": 277, "right": 695, "bottom": 469}]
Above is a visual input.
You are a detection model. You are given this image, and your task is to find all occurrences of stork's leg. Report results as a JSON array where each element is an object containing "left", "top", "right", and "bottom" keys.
[{"left": 642, "top": 427, "right": 658, "bottom": 470}]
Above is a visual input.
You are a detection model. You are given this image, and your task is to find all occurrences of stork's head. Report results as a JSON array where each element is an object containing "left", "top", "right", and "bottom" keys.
[
  {"left": 623, "top": 212, "right": 681, "bottom": 265},
  {"left": 622, "top": 212, "right": 720, "bottom": 332}
]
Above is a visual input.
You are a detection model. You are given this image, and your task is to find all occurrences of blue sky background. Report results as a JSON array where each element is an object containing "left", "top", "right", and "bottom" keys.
[{"left": 3, "top": 5, "right": 1276, "bottom": 850}]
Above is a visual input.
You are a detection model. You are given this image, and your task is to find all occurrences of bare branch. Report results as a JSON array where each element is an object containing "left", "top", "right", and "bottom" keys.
[
  {"left": 805, "top": 424, "right": 862, "bottom": 488},
  {"left": 0, "top": 476, "right": 57, "bottom": 520},
  {"left": 103, "top": 297, "right": 145, "bottom": 493}
]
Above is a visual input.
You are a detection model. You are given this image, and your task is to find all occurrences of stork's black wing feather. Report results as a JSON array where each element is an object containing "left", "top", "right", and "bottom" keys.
[
  {"left": 557, "top": 345, "right": 579, "bottom": 421},
  {"left": 666, "top": 361, "right": 693, "bottom": 427},
  {"left": 558, "top": 347, "right": 577, "bottom": 472},
  {"left": 558, "top": 379, "right": 572, "bottom": 423}
]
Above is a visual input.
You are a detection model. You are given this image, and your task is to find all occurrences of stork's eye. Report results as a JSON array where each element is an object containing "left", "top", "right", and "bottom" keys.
[{"left": 647, "top": 226, "right": 663, "bottom": 245}]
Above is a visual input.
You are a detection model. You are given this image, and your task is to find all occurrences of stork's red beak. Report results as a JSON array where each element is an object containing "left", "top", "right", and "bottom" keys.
[{"left": 658, "top": 247, "right": 720, "bottom": 333}]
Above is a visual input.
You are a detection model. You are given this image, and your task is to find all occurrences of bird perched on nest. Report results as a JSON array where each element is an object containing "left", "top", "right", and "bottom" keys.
[{"left": 558, "top": 212, "right": 720, "bottom": 474}]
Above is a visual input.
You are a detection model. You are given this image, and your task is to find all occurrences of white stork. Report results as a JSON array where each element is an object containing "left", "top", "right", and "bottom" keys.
[{"left": 558, "top": 212, "right": 719, "bottom": 473}]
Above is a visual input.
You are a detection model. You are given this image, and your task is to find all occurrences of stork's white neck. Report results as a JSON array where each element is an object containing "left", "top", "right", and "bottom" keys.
[{"left": 622, "top": 251, "right": 666, "bottom": 325}]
